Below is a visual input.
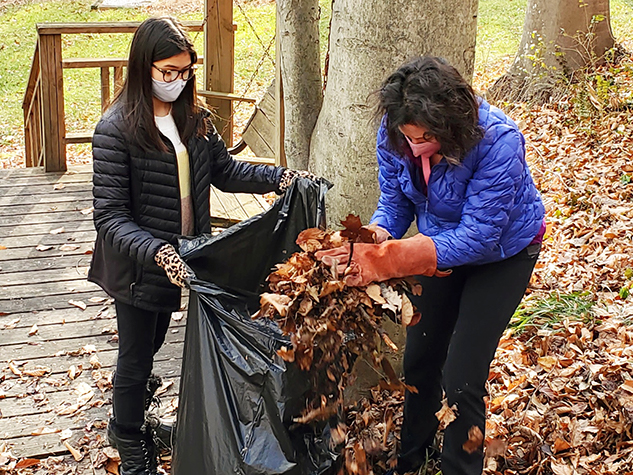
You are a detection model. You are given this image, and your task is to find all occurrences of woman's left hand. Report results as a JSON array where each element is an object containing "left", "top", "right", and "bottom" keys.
[
  {"left": 154, "top": 244, "right": 195, "bottom": 288},
  {"left": 277, "top": 169, "right": 319, "bottom": 194}
]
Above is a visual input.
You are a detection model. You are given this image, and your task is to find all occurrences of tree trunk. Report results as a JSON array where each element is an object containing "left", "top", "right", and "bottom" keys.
[
  {"left": 277, "top": 0, "right": 323, "bottom": 170},
  {"left": 490, "top": 0, "right": 615, "bottom": 102},
  {"left": 309, "top": 0, "right": 479, "bottom": 227}
]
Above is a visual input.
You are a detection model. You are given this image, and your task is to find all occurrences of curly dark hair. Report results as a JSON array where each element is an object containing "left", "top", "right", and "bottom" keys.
[{"left": 377, "top": 56, "right": 483, "bottom": 165}]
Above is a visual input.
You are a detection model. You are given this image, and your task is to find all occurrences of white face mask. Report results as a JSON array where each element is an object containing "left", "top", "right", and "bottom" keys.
[{"left": 152, "top": 78, "right": 187, "bottom": 103}]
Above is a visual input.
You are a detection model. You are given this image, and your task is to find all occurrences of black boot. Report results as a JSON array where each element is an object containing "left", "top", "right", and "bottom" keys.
[
  {"left": 146, "top": 413, "right": 175, "bottom": 454},
  {"left": 107, "top": 420, "right": 158, "bottom": 475},
  {"left": 143, "top": 374, "right": 175, "bottom": 453}
]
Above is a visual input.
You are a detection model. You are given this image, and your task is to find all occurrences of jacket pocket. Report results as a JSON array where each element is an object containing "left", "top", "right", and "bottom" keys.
[{"left": 130, "top": 264, "right": 144, "bottom": 298}]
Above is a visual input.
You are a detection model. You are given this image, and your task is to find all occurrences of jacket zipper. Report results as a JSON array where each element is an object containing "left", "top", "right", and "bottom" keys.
[{"left": 160, "top": 133, "right": 183, "bottom": 234}]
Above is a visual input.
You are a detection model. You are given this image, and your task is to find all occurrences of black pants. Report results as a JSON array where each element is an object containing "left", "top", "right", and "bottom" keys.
[
  {"left": 399, "top": 245, "right": 539, "bottom": 475},
  {"left": 113, "top": 301, "right": 171, "bottom": 431}
]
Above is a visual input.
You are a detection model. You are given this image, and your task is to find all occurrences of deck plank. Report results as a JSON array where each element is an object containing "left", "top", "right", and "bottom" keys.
[
  {"left": 0, "top": 200, "right": 93, "bottom": 216},
  {"left": 0, "top": 220, "right": 95, "bottom": 239},
  {"left": 0, "top": 182, "right": 92, "bottom": 197},
  {"left": 0, "top": 164, "right": 269, "bottom": 459},
  {"left": 0, "top": 244, "right": 95, "bottom": 262}
]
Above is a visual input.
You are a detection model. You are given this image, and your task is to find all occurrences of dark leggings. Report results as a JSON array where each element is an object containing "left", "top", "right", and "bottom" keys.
[
  {"left": 399, "top": 245, "right": 539, "bottom": 475},
  {"left": 113, "top": 301, "right": 171, "bottom": 431}
]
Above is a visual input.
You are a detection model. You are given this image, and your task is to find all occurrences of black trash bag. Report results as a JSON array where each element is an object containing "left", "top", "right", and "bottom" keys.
[{"left": 172, "top": 178, "right": 338, "bottom": 475}]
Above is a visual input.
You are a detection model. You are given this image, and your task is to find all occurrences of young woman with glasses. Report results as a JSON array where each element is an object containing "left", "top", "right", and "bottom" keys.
[{"left": 88, "top": 17, "right": 314, "bottom": 475}]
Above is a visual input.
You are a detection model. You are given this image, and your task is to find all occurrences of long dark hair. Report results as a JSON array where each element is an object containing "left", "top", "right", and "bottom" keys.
[
  {"left": 377, "top": 56, "right": 483, "bottom": 165},
  {"left": 113, "top": 17, "right": 206, "bottom": 151}
]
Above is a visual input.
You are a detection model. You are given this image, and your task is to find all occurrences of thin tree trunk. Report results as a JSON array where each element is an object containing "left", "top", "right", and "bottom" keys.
[
  {"left": 277, "top": 0, "right": 322, "bottom": 170},
  {"left": 309, "top": 0, "right": 479, "bottom": 227},
  {"left": 490, "top": 0, "right": 615, "bottom": 102}
]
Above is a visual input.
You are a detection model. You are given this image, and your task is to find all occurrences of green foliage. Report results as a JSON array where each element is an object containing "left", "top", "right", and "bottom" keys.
[
  {"left": 619, "top": 268, "right": 633, "bottom": 300},
  {"left": 510, "top": 292, "right": 596, "bottom": 333}
]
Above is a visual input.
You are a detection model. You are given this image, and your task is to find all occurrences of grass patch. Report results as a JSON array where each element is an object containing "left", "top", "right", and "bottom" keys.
[
  {"left": 510, "top": 292, "right": 597, "bottom": 333},
  {"left": 475, "top": 0, "right": 527, "bottom": 69}
]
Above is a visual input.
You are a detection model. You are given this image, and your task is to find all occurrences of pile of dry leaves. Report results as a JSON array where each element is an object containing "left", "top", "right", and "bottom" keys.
[
  {"left": 500, "top": 54, "right": 633, "bottom": 313},
  {"left": 483, "top": 317, "right": 633, "bottom": 474},
  {"left": 255, "top": 216, "right": 421, "bottom": 473}
]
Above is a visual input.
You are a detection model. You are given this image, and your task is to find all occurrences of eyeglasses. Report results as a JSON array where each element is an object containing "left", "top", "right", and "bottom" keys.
[
  {"left": 403, "top": 131, "right": 435, "bottom": 143},
  {"left": 152, "top": 64, "right": 196, "bottom": 83}
]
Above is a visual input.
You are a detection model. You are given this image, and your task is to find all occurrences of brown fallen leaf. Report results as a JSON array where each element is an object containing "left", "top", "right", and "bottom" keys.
[
  {"left": 105, "top": 458, "right": 120, "bottom": 475},
  {"left": 68, "top": 299, "right": 87, "bottom": 310},
  {"left": 90, "top": 354, "right": 102, "bottom": 369},
  {"left": 259, "top": 293, "right": 292, "bottom": 317},
  {"left": 31, "top": 427, "right": 60, "bottom": 436},
  {"left": 80, "top": 207, "right": 94, "bottom": 215},
  {"left": 537, "top": 356, "right": 557, "bottom": 371},
  {"left": 463, "top": 426, "right": 484, "bottom": 454},
  {"left": 400, "top": 293, "right": 418, "bottom": 327},
  {"left": 53, "top": 183, "right": 66, "bottom": 190},
  {"left": 485, "top": 438, "right": 506, "bottom": 457},
  {"left": 59, "top": 244, "right": 81, "bottom": 252},
  {"left": 293, "top": 404, "right": 338, "bottom": 424},
  {"left": 552, "top": 437, "right": 571, "bottom": 454},
  {"left": 49, "top": 227, "right": 65, "bottom": 235},
  {"left": 15, "top": 458, "right": 40, "bottom": 469},
  {"left": 620, "top": 380, "right": 633, "bottom": 394},
  {"left": 35, "top": 244, "right": 53, "bottom": 252},
  {"left": 23, "top": 365, "right": 50, "bottom": 377},
  {"left": 64, "top": 441, "right": 83, "bottom": 461},
  {"left": 57, "top": 403, "right": 81, "bottom": 416},
  {"left": 0, "top": 245, "right": 7, "bottom": 250},
  {"left": 276, "top": 346, "right": 295, "bottom": 362},
  {"left": 67, "top": 365, "right": 81, "bottom": 380},
  {"left": 8, "top": 360, "right": 22, "bottom": 377},
  {"left": 28, "top": 324, "right": 38, "bottom": 336},
  {"left": 550, "top": 460, "right": 573, "bottom": 475},
  {"left": 436, "top": 399, "right": 458, "bottom": 430},
  {"left": 1, "top": 317, "right": 20, "bottom": 329},
  {"left": 365, "top": 283, "right": 386, "bottom": 304},
  {"left": 102, "top": 446, "right": 120, "bottom": 462}
]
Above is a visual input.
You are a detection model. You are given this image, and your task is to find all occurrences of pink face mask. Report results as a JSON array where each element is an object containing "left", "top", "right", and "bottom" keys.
[{"left": 404, "top": 135, "right": 441, "bottom": 160}]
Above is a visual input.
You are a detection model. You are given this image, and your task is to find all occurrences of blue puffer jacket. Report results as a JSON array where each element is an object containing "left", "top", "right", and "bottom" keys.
[{"left": 370, "top": 99, "right": 545, "bottom": 269}]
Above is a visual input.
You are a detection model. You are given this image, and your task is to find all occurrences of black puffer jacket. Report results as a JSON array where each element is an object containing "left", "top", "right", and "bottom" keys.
[{"left": 88, "top": 104, "right": 285, "bottom": 312}]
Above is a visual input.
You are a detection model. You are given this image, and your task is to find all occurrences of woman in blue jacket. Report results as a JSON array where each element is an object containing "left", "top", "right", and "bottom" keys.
[{"left": 318, "top": 57, "right": 545, "bottom": 474}]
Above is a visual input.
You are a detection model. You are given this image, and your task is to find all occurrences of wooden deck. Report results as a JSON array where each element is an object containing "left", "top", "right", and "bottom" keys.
[{"left": 0, "top": 164, "right": 269, "bottom": 461}]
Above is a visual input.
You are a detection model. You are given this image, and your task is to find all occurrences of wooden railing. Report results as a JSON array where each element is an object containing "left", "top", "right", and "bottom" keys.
[{"left": 23, "top": 22, "right": 204, "bottom": 172}]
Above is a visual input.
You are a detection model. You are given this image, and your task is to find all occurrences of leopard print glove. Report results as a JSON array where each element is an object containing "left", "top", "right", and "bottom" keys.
[
  {"left": 154, "top": 244, "right": 194, "bottom": 289},
  {"left": 277, "top": 169, "right": 318, "bottom": 194}
]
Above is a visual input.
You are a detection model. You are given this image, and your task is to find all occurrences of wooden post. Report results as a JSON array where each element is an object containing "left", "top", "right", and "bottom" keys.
[
  {"left": 38, "top": 32, "right": 66, "bottom": 172},
  {"left": 275, "top": 3, "right": 286, "bottom": 167},
  {"left": 100, "top": 67, "right": 111, "bottom": 112},
  {"left": 113, "top": 66, "right": 124, "bottom": 95},
  {"left": 204, "top": 0, "right": 234, "bottom": 146}
]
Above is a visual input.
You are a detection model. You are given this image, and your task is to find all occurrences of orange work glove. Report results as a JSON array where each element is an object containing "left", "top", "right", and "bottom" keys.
[{"left": 315, "top": 234, "right": 450, "bottom": 287}]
